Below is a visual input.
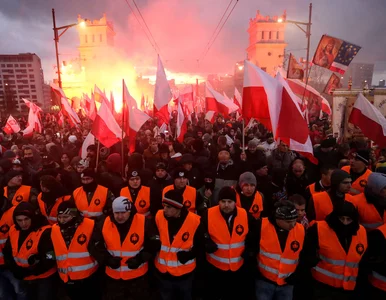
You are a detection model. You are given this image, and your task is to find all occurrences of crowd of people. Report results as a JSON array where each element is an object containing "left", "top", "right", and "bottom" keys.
[{"left": 0, "top": 111, "right": 385, "bottom": 300}]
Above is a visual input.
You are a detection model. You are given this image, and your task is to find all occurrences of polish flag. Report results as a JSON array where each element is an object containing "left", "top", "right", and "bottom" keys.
[
  {"left": 81, "top": 132, "right": 95, "bottom": 159},
  {"left": 91, "top": 97, "right": 122, "bottom": 148},
  {"left": 205, "top": 111, "right": 216, "bottom": 123},
  {"left": 242, "top": 60, "right": 317, "bottom": 163},
  {"left": 176, "top": 95, "right": 188, "bottom": 143},
  {"left": 22, "top": 98, "right": 42, "bottom": 133},
  {"left": 349, "top": 93, "right": 386, "bottom": 147},
  {"left": 154, "top": 55, "right": 172, "bottom": 125},
  {"left": 84, "top": 93, "right": 97, "bottom": 121},
  {"left": 205, "top": 82, "right": 239, "bottom": 117},
  {"left": 79, "top": 95, "right": 89, "bottom": 117},
  {"left": 123, "top": 80, "right": 151, "bottom": 153},
  {"left": 95, "top": 85, "right": 114, "bottom": 113},
  {"left": 3, "top": 115, "right": 21, "bottom": 134},
  {"left": 51, "top": 83, "right": 81, "bottom": 127},
  {"left": 234, "top": 88, "right": 242, "bottom": 110},
  {"left": 180, "top": 85, "right": 194, "bottom": 121},
  {"left": 110, "top": 91, "right": 115, "bottom": 113}
]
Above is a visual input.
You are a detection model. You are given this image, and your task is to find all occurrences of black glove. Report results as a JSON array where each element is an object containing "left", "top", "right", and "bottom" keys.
[
  {"left": 106, "top": 257, "right": 122, "bottom": 269},
  {"left": 126, "top": 256, "right": 142, "bottom": 269},
  {"left": 28, "top": 254, "right": 40, "bottom": 266},
  {"left": 205, "top": 237, "right": 218, "bottom": 254},
  {"left": 177, "top": 251, "right": 193, "bottom": 264},
  {"left": 13, "top": 266, "right": 29, "bottom": 280}
]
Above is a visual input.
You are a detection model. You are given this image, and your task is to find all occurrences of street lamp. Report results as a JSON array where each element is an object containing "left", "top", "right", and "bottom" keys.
[
  {"left": 52, "top": 8, "right": 86, "bottom": 88},
  {"left": 279, "top": 3, "right": 312, "bottom": 81}
]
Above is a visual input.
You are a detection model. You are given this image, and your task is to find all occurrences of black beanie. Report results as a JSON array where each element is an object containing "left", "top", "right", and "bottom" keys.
[
  {"left": 331, "top": 169, "right": 351, "bottom": 186},
  {"left": 13, "top": 202, "right": 35, "bottom": 219},
  {"left": 173, "top": 167, "right": 187, "bottom": 180},
  {"left": 321, "top": 138, "right": 336, "bottom": 149},
  {"left": 353, "top": 150, "right": 370, "bottom": 165},
  {"left": 5, "top": 170, "right": 23, "bottom": 184},
  {"left": 334, "top": 201, "right": 359, "bottom": 222},
  {"left": 57, "top": 200, "right": 78, "bottom": 217},
  {"left": 218, "top": 186, "right": 236, "bottom": 202},
  {"left": 254, "top": 158, "right": 268, "bottom": 171},
  {"left": 163, "top": 189, "right": 184, "bottom": 209},
  {"left": 81, "top": 168, "right": 96, "bottom": 180}
]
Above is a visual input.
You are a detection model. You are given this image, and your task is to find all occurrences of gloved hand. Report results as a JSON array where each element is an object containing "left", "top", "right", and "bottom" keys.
[
  {"left": 13, "top": 266, "right": 29, "bottom": 280},
  {"left": 28, "top": 254, "right": 40, "bottom": 266},
  {"left": 205, "top": 236, "right": 218, "bottom": 254},
  {"left": 106, "top": 256, "right": 122, "bottom": 269},
  {"left": 126, "top": 256, "right": 142, "bottom": 269},
  {"left": 177, "top": 251, "right": 193, "bottom": 264}
]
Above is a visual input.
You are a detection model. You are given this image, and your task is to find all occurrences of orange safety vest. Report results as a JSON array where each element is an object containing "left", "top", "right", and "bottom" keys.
[
  {"left": 206, "top": 206, "right": 248, "bottom": 271},
  {"left": 102, "top": 214, "right": 148, "bottom": 280},
  {"left": 73, "top": 185, "right": 108, "bottom": 218},
  {"left": 313, "top": 191, "right": 355, "bottom": 221},
  {"left": 4, "top": 185, "right": 32, "bottom": 206},
  {"left": 120, "top": 186, "right": 151, "bottom": 216},
  {"left": 37, "top": 194, "right": 71, "bottom": 225},
  {"left": 9, "top": 225, "right": 56, "bottom": 280},
  {"left": 154, "top": 210, "right": 200, "bottom": 276},
  {"left": 0, "top": 206, "right": 15, "bottom": 265},
  {"left": 51, "top": 218, "right": 98, "bottom": 283},
  {"left": 162, "top": 185, "right": 196, "bottom": 213},
  {"left": 368, "top": 224, "right": 386, "bottom": 291},
  {"left": 312, "top": 220, "right": 367, "bottom": 290},
  {"left": 341, "top": 166, "right": 372, "bottom": 195},
  {"left": 258, "top": 218, "right": 305, "bottom": 285},
  {"left": 352, "top": 193, "right": 386, "bottom": 231},
  {"left": 236, "top": 192, "right": 263, "bottom": 219}
]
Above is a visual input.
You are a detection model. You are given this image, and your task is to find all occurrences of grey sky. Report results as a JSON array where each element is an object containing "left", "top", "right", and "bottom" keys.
[{"left": 1, "top": 0, "right": 385, "bottom": 83}]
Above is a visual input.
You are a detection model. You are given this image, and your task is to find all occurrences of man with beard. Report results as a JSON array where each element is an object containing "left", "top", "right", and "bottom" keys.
[
  {"left": 37, "top": 175, "right": 71, "bottom": 225},
  {"left": 307, "top": 170, "right": 355, "bottom": 223},
  {"left": 236, "top": 172, "right": 264, "bottom": 219},
  {"left": 51, "top": 201, "right": 100, "bottom": 300},
  {"left": 21, "top": 146, "right": 42, "bottom": 181},
  {"left": 4, "top": 202, "right": 56, "bottom": 300},
  {"left": 120, "top": 169, "right": 151, "bottom": 217},
  {"left": 351, "top": 172, "right": 386, "bottom": 231},
  {"left": 4, "top": 170, "right": 38, "bottom": 207},
  {"left": 90, "top": 196, "right": 153, "bottom": 300},
  {"left": 72, "top": 168, "right": 114, "bottom": 219},
  {"left": 149, "top": 162, "right": 173, "bottom": 217}
]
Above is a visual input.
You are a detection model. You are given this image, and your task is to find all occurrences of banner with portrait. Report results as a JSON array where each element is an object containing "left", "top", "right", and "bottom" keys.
[
  {"left": 287, "top": 54, "right": 304, "bottom": 80},
  {"left": 324, "top": 73, "right": 342, "bottom": 94}
]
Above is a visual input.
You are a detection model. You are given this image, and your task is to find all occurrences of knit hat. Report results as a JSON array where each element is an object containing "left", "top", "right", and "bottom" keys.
[
  {"left": 334, "top": 201, "right": 358, "bottom": 221},
  {"left": 254, "top": 158, "right": 268, "bottom": 171},
  {"left": 159, "top": 144, "right": 169, "bottom": 154},
  {"left": 180, "top": 153, "right": 194, "bottom": 165},
  {"left": 353, "top": 150, "right": 370, "bottom": 165},
  {"left": 218, "top": 186, "right": 236, "bottom": 202},
  {"left": 321, "top": 138, "right": 336, "bottom": 149},
  {"left": 112, "top": 196, "right": 132, "bottom": 213},
  {"left": 5, "top": 170, "right": 22, "bottom": 184},
  {"left": 106, "top": 153, "right": 121, "bottom": 173},
  {"left": 239, "top": 172, "right": 257, "bottom": 187},
  {"left": 68, "top": 135, "right": 77, "bottom": 144},
  {"left": 2, "top": 150, "right": 16, "bottom": 160},
  {"left": 366, "top": 172, "right": 386, "bottom": 196},
  {"left": 57, "top": 201, "right": 78, "bottom": 217},
  {"left": 81, "top": 168, "right": 96, "bottom": 180},
  {"left": 173, "top": 167, "right": 187, "bottom": 179},
  {"left": 275, "top": 200, "right": 298, "bottom": 220},
  {"left": 202, "top": 133, "right": 211, "bottom": 143},
  {"left": 331, "top": 169, "right": 351, "bottom": 187},
  {"left": 127, "top": 169, "right": 140, "bottom": 179},
  {"left": 162, "top": 190, "right": 184, "bottom": 209},
  {"left": 155, "top": 162, "right": 167, "bottom": 171},
  {"left": 13, "top": 202, "right": 35, "bottom": 219}
]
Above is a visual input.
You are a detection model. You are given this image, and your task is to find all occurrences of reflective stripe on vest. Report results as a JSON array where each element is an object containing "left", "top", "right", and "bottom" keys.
[
  {"left": 362, "top": 222, "right": 384, "bottom": 229},
  {"left": 81, "top": 211, "right": 103, "bottom": 217},
  {"left": 157, "top": 257, "right": 195, "bottom": 267},
  {"left": 216, "top": 241, "right": 245, "bottom": 250},
  {"left": 371, "top": 271, "right": 386, "bottom": 283},
  {"left": 14, "top": 257, "right": 28, "bottom": 264},
  {"left": 58, "top": 261, "right": 98, "bottom": 274},
  {"left": 56, "top": 252, "right": 92, "bottom": 261},
  {"left": 208, "top": 253, "right": 243, "bottom": 264},
  {"left": 260, "top": 249, "right": 299, "bottom": 265},
  {"left": 107, "top": 264, "right": 146, "bottom": 272},
  {"left": 319, "top": 254, "right": 359, "bottom": 268},
  {"left": 47, "top": 216, "right": 57, "bottom": 222},
  {"left": 108, "top": 248, "right": 143, "bottom": 257},
  {"left": 0, "top": 239, "right": 7, "bottom": 245},
  {"left": 258, "top": 262, "right": 294, "bottom": 278},
  {"left": 313, "top": 266, "right": 356, "bottom": 282}
]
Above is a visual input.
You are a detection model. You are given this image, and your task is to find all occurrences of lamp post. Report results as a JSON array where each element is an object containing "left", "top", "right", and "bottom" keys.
[
  {"left": 52, "top": 8, "right": 85, "bottom": 88},
  {"left": 279, "top": 3, "right": 312, "bottom": 81}
]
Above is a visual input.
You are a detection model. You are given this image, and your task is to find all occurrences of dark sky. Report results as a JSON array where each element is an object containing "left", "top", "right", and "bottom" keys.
[{"left": 1, "top": 0, "right": 385, "bottom": 83}]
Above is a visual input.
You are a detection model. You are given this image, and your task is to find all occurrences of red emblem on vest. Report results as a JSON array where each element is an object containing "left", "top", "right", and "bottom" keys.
[
  {"left": 130, "top": 233, "right": 139, "bottom": 245},
  {"left": 235, "top": 224, "right": 244, "bottom": 236},
  {"left": 359, "top": 180, "right": 367, "bottom": 188},
  {"left": 16, "top": 196, "right": 23, "bottom": 203},
  {"left": 94, "top": 199, "right": 101, "bottom": 206},
  {"left": 77, "top": 233, "right": 87, "bottom": 245},
  {"left": 139, "top": 200, "right": 146, "bottom": 208},
  {"left": 0, "top": 224, "right": 10, "bottom": 234},
  {"left": 291, "top": 241, "right": 300, "bottom": 252},
  {"left": 184, "top": 201, "right": 191, "bottom": 208},
  {"left": 26, "top": 239, "right": 33, "bottom": 250},
  {"left": 356, "top": 243, "right": 364, "bottom": 255},
  {"left": 182, "top": 232, "right": 190, "bottom": 242},
  {"left": 251, "top": 204, "right": 259, "bottom": 213}
]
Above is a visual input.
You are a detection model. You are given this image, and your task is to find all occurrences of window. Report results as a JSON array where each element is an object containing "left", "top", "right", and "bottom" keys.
[
  {"left": 15, "top": 64, "right": 19, "bottom": 67},
  {"left": 28, "top": 64, "right": 32, "bottom": 67},
  {"left": 1, "top": 64, "right": 5, "bottom": 67},
  {"left": 28, "top": 69, "right": 33, "bottom": 72},
  {"left": 92, "top": 34, "right": 95, "bottom": 42},
  {"left": 31, "top": 95, "right": 37, "bottom": 99},
  {"left": 276, "top": 31, "right": 279, "bottom": 39},
  {"left": 6, "top": 64, "right": 12, "bottom": 67},
  {"left": 30, "top": 85, "right": 36, "bottom": 89},
  {"left": 269, "top": 31, "right": 272, "bottom": 39},
  {"left": 262, "top": 31, "right": 265, "bottom": 39},
  {"left": 100, "top": 34, "right": 103, "bottom": 42},
  {"left": 20, "top": 64, "right": 26, "bottom": 67},
  {"left": 29, "top": 74, "right": 34, "bottom": 79}
]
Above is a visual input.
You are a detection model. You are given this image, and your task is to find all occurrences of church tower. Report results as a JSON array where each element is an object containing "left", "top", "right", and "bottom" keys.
[{"left": 246, "top": 10, "right": 287, "bottom": 76}]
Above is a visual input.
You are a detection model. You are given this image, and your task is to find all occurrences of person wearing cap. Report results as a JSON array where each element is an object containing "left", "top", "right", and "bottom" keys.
[
  {"left": 304, "top": 165, "right": 335, "bottom": 202},
  {"left": 162, "top": 167, "right": 197, "bottom": 213},
  {"left": 76, "top": 159, "right": 89, "bottom": 175},
  {"left": 4, "top": 202, "right": 56, "bottom": 299},
  {"left": 0, "top": 188, "right": 24, "bottom": 299},
  {"left": 260, "top": 133, "right": 277, "bottom": 159},
  {"left": 302, "top": 201, "right": 367, "bottom": 299},
  {"left": 196, "top": 171, "right": 216, "bottom": 215},
  {"left": 245, "top": 139, "right": 266, "bottom": 166},
  {"left": 202, "top": 186, "right": 257, "bottom": 300},
  {"left": 4, "top": 170, "right": 38, "bottom": 207},
  {"left": 254, "top": 200, "right": 305, "bottom": 300},
  {"left": 37, "top": 175, "right": 71, "bottom": 225},
  {"left": 120, "top": 169, "right": 152, "bottom": 217},
  {"left": 51, "top": 201, "right": 100, "bottom": 299},
  {"left": 180, "top": 153, "right": 202, "bottom": 189},
  {"left": 154, "top": 189, "right": 204, "bottom": 300},
  {"left": 308, "top": 170, "right": 355, "bottom": 223},
  {"left": 351, "top": 172, "right": 386, "bottom": 231},
  {"left": 149, "top": 162, "right": 173, "bottom": 217},
  {"left": 236, "top": 172, "right": 264, "bottom": 219},
  {"left": 90, "top": 196, "right": 153, "bottom": 300},
  {"left": 72, "top": 168, "right": 114, "bottom": 219},
  {"left": 342, "top": 150, "right": 372, "bottom": 195}
]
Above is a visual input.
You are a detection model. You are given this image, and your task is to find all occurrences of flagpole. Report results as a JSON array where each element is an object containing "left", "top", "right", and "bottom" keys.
[
  {"left": 121, "top": 79, "right": 125, "bottom": 177},
  {"left": 301, "top": 64, "right": 313, "bottom": 109},
  {"left": 242, "top": 119, "right": 245, "bottom": 152},
  {"left": 95, "top": 140, "right": 100, "bottom": 172}
]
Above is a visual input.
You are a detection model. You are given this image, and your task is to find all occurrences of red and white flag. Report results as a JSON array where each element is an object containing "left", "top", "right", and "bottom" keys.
[
  {"left": 176, "top": 95, "right": 188, "bottom": 143},
  {"left": 180, "top": 85, "right": 194, "bottom": 121},
  {"left": 123, "top": 80, "right": 151, "bottom": 153},
  {"left": 110, "top": 91, "right": 115, "bottom": 113},
  {"left": 81, "top": 132, "right": 95, "bottom": 159},
  {"left": 51, "top": 83, "right": 80, "bottom": 127},
  {"left": 349, "top": 93, "right": 386, "bottom": 147},
  {"left": 242, "top": 60, "right": 317, "bottom": 163},
  {"left": 84, "top": 93, "right": 97, "bottom": 121},
  {"left": 91, "top": 96, "right": 122, "bottom": 148},
  {"left": 3, "top": 115, "right": 20, "bottom": 134},
  {"left": 154, "top": 55, "right": 172, "bottom": 125},
  {"left": 206, "top": 82, "right": 238, "bottom": 117},
  {"left": 22, "top": 98, "right": 42, "bottom": 133}
]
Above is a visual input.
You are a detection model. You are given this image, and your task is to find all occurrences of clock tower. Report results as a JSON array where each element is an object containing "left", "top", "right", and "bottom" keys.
[{"left": 246, "top": 10, "right": 287, "bottom": 76}]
